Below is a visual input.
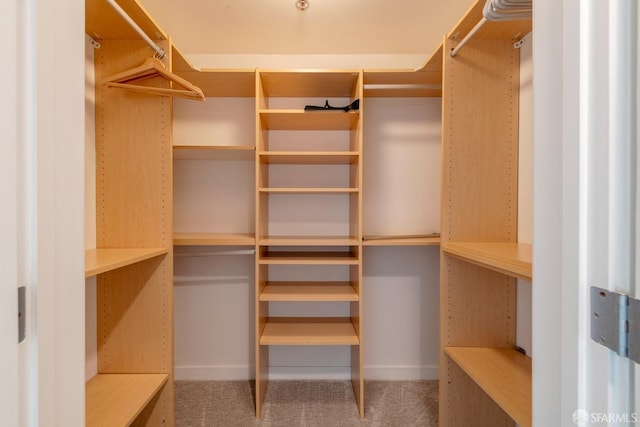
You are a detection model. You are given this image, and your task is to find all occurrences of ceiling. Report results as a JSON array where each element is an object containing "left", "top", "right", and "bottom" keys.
[{"left": 138, "top": 0, "right": 475, "bottom": 56}]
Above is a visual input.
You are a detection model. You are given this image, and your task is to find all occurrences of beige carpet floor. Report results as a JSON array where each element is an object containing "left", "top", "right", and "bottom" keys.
[{"left": 175, "top": 380, "right": 438, "bottom": 427}]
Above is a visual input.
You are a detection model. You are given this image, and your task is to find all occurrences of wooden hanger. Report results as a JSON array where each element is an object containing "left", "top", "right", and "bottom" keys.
[{"left": 102, "top": 57, "right": 205, "bottom": 101}]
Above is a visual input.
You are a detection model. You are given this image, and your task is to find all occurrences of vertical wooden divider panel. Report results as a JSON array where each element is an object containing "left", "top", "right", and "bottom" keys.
[
  {"left": 255, "top": 71, "right": 268, "bottom": 417},
  {"left": 439, "top": 33, "right": 520, "bottom": 427},
  {"left": 95, "top": 39, "right": 174, "bottom": 426},
  {"left": 350, "top": 72, "right": 364, "bottom": 418}
]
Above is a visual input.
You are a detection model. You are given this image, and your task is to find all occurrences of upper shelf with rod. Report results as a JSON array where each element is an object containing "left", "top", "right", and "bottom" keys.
[
  {"left": 448, "top": 0, "right": 532, "bottom": 58},
  {"left": 87, "top": 0, "right": 205, "bottom": 101}
]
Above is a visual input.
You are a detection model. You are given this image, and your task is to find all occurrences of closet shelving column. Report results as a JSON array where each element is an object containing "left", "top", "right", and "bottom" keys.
[
  {"left": 87, "top": 38, "right": 175, "bottom": 426},
  {"left": 254, "top": 70, "right": 365, "bottom": 418},
  {"left": 439, "top": 1, "right": 532, "bottom": 426}
]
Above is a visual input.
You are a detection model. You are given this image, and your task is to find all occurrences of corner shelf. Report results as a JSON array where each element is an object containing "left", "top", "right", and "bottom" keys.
[
  {"left": 260, "top": 318, "right": 359, "bottom": 346},
  {"left": 260, "top": 282, "right": 359, "bottom": 302},
  {"left": 173, "top": 232, "right": 256, "bottom": 246},
  {"left": 173, "top": 145, "right": 255, "bottom": 160},
  {"left": 444, "top": 347, "right": 532, "bottom": 427},
  {"left": 441, "top": 242, "right": 532, "bottom": 280},
  {"left": 85, "top": 373, "right": 168, "bottom": 427},
  {"left": 85, "top": 248, "right": 168, "bottom": 278}
]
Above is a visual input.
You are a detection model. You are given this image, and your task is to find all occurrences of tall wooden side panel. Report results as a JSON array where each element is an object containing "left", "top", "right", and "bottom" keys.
[
  {"left": 95, "top": 40, "right": 174, "bottom": 426},
  {"left": 439, "top": 35, "right": 520, "bottom": 427}
]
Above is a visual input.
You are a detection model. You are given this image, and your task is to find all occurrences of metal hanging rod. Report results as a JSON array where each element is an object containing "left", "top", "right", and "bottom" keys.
[
  {"left": 106, "top": 0, "right": 165, "bottom": 59},
  {"left": 450, "top": 0, "right": 532, "bottom": 58}
]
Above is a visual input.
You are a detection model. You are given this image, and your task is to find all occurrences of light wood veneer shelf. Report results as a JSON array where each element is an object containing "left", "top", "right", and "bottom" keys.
[
  {"left": 260, "top": 282, "right": 358, "bottom": 302},
  {"left": 260, "top": 236, "right": 359, "bottom": 246},
  {"left": 259, "top": 71, "right": 360, "bottom": 97},
  {"left": 259, "top": 151, "right": 359, "bottom": 165},
  {"left": 259, "top": 110, "right": 359, "bottom": 130},
  {"left": 85, "top": 248, "right": 168, "bottom": 278},
  {"left": 260, "top": 318, "right": 359, "bottom": 345},
  {"left": 173, "top": 145, "right": 255, "bottom": 160},
  {"left": 363, "top": 235, "right": 441, "bottom": 246},
  {"left": 173, "top": 233, "right": 256, "bottom": 246},
  {"left": 85, "top": 373, "right": 168, "bottom": 427},
  {"left": 444, "top": 347, "right": 532, "bottom": 427},
  {"left": 441, "top": 242, "right": 532, "bottom": 280},
  {"left": 259, "top": 251, "right": 359, "bottom": 265},
  {"left": 259, "top": 187, "right": 359, "bottom": 194}
]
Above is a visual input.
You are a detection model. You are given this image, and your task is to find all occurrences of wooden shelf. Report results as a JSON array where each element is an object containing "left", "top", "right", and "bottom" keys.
[
  {"left": 259, "top": 151, "right": 359, "bottom": 165},
  {"left": 174, "top": 69, "right": 255, "bottom": 98},
  {"left": 259, "top": 110, "right": 359, "bottom": 130},
  {"left": 259, "top": 236, "right": 359, "bottom": 246},
  {"left": 259, "top": 70, "right": 360, "bottom": 97},
  {"left": 363, "top": 234, "right": 441, "bottom": 246},
  {"left": 85, "top": 248, "right": 168, "bottom": 278},
  {"left": 444, "top": 347, "right": 531, "bottom": 427},
  {"left": 260, "top": 282, "right": 358, "bottom": 302},
  {"left": 86, "top": 373, "right": 168, "bottom": 427},
  {"left": 260, "top": 317, "right": 359, "bottom": 345},
  {"left": 259, "top": 251, "right": 359, "bottom": 265},
  {"left": 441, "top": 242, "right": 532, "bottom": 279},
  {"left": 173, "top": 233, "right": 255, "bottom": 246},
  {"left": 259, "top": 187, "right": 359, "bottom": 194},
  {"left": 173, "top": 145, "right": 255, "bottom": 160}
]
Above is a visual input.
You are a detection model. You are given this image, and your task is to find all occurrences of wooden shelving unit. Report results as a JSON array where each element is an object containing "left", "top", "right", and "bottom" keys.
[
  {"left": 86, "top": 374, "right": 168, "bottom": 427},
  {"left": 439, "top": 1, "right": 533, "bottom": 426},
  {"left": 85, "top": 248, "right": 168, "bottom": 277},
  {"left": 85, "top": 5, "right": 176, "bottom": 418},
  {"left": 255, "top": 69, "right": 365, "bottom": 418},
  {"left": 444, "top": 347, "right": 532, "bottom": 427}
]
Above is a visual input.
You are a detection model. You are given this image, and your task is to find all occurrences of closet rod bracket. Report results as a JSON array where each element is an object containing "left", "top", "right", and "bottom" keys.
[
  {"left": 514, "top": 38, "right": 526, "bottom": 49},
  {"left": 89, "top": 37, "right": 101, "bottom": 50}
]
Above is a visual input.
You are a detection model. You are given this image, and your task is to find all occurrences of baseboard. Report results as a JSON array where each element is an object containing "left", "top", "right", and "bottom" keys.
[
  {"left": 174, "top": 365, "right": 253, "bottom": 381},
  {"left": 174, "top": 364, "right": 439, "bottom": 381},
  {"left": 363, "top": 365, "right": 439, "bottom": 380}
]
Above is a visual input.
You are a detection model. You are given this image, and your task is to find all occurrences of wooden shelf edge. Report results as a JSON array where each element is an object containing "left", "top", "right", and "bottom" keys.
[
  {"left": 363, "top": 234, "right": 440, "bottom": 246},
  {"left": 442, "top": 242, "right": 532, "bottom": 279},
  {"left": 86, "top": 373, "right": 168, "bottom": 427},
  {"left": 258, "top": 252, "right": 359, "bottom": 265},
  {"left": 85, "top": 248, "right": 168, "bottom": 278},
  {"left": 260, "top": 317, "right": 359, "bottom": 346},
  {"left": 444, "top": 347, "right": 531, "bottom": 427},
  {"left": 173, "top": 232, "right": 256, "bottom": 246},
  {"left": 173, "top": 145, "right": 255, "bottom": 160},
  {"left": 259, "top": 236, "right": 360, "bottom": 246}
]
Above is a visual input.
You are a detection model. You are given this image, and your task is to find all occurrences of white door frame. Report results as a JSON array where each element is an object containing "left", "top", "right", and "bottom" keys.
[
  {"left": 32, "top": 0, "right": 86, "bottom": 425},
  {"left": 1, "top": 1, "right": 85, "bottom": 426},
  {"left": 534, "top": 0, "right": 639, "bottom": 425}
]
